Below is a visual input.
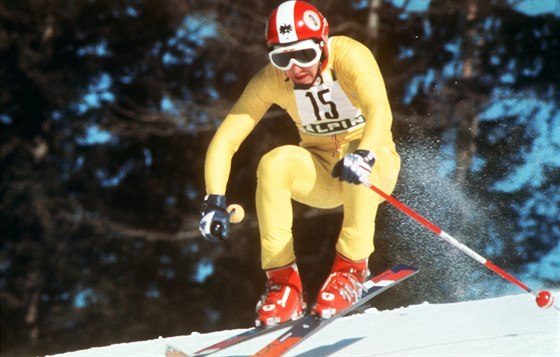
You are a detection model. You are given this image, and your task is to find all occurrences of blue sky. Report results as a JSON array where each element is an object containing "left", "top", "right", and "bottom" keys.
[
  {"left": 389, "top": 0, "right": 560, "bottom": 16},
  {"left": 514, "top": 0, "right": 560, "bottom": 16}
]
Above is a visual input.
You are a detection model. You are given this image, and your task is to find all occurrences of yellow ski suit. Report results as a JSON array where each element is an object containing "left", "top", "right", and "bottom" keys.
[{"left": 204, "top": 36, "right": 400, "bottom": 270}]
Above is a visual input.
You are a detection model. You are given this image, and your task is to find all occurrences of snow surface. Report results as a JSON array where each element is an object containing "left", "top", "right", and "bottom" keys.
[{"left": 49, "top": 292, "right": 559, "bottom": 357}]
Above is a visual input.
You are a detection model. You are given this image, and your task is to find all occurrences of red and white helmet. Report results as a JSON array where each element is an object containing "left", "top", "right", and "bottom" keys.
[{"left": 266, "top": 1, "right": 329, "bottom": 71}]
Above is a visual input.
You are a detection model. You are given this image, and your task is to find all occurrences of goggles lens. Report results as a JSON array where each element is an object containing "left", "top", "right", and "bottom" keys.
[{"left": 269, "top": 41, "right": 322, "bottom": 70}]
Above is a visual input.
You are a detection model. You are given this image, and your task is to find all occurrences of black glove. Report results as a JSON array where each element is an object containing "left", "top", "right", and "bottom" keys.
[
  {"left": 332, "top": 150, "right": 376, "bottom": 185},
  {"left": 199, "top": 194, "right": 230, "bottom": 242}
]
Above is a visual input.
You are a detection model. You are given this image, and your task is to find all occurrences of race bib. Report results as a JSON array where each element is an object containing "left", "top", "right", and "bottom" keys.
[{"left": 294, "top": 80, "right": 365, "bottom": 135}]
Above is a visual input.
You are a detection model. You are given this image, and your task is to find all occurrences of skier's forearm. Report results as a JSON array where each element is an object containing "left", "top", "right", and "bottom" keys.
[{"left": 204, "top": 113, "right": 256, "bottom": 194}]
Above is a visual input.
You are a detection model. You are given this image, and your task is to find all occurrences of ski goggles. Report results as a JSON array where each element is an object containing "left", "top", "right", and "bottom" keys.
[{"left": 268, "top": 40, "right": 322, "bottom": 71}]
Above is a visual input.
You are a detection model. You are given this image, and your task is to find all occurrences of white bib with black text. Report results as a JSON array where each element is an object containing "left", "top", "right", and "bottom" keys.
[{"left": 294, "top": 80, "right": 365, "bottom": 135}]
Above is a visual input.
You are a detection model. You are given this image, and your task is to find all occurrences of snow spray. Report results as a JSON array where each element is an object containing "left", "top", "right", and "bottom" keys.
[{"left": 376, "top": 139, "right": 557, "bottom": 310}]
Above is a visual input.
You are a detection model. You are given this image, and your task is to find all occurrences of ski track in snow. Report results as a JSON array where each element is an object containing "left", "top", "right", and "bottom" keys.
[{"left": 49, "top": 292, "right": 559, "bottom": 357}]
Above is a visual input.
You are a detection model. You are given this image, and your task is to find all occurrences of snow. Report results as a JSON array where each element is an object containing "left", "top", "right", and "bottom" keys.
[{"left": 49, "top": 292, "right": 559, "bottom": 357}]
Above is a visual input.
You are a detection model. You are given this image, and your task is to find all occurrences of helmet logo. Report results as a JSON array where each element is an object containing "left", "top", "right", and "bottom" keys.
[
  {"left": 279, "top": 24, "right": 293, "bottom": 35},
  {"left": 303, "top": 10, "right": 321, "bottom": 31}
]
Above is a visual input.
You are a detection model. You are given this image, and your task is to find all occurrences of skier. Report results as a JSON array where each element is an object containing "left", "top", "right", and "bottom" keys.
[{"left": 199, "top": 0, "right": 400, "bottom": 327}]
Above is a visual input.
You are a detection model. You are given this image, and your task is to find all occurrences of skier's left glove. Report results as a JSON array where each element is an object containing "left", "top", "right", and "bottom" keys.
[
  {"left": 332, "top": 150, "right": 376, "bottom": 185},
  {"left": 199, "top": 194, "right": 230, "bottom": 243}
]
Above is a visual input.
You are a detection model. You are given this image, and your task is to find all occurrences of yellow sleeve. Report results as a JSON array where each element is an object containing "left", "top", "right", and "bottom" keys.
[
  {"left": 204, "top": 67, "right": 276, "bottom": 195},
  {"left": 333, "top": 37, "right": 394, "bottom": 156}
]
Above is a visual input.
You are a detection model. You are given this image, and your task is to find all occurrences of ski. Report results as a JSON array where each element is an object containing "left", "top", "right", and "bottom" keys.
[
  {"left": 165, "top": 318, "right": 300, "bottom": 357},
  {"left": 251, "top": 264, "right": 419, "bottom": 357}
]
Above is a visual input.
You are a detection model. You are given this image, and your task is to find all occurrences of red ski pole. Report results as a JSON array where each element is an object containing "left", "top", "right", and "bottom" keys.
[{"left": 361, "top": 180, "right": 558, "bottom": 311}]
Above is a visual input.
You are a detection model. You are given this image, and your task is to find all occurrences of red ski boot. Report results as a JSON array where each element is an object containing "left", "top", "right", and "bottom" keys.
[
  {"left": 256, "top": 263, "right": 306, "bottom": 327},
  {"left": 313, "top": 254, "right": 369, "bottom": 319}
]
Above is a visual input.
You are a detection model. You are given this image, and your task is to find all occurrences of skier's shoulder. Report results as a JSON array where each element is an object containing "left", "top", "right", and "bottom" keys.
[
  {"left": 330, "top": 35, "right": 370, "bottom": 55},
  {"left": 329, "top": 35, "right": 376, "bottom": 75}
]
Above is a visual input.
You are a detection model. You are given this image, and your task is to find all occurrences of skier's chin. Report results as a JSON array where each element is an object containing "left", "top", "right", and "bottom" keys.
[{"left": 292, "top": 74, "right": 317, "bottom": 87}]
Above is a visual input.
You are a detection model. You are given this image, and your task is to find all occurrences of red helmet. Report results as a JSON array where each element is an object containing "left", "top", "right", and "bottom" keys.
[{"left": 266, "top": 1, "right": 329, "bottom": 70}]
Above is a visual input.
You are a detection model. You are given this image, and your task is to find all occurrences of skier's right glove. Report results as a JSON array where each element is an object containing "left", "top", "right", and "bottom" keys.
[
  {"left": 332, "top": 150, "right": 376, "bottom": 185},
  {"left": 199, "top": 194, "right": 230, "bottom": 243}
]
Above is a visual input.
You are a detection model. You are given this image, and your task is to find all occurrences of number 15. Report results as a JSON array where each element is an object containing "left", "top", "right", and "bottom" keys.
[{"left": 305, "top": 89, "right": 339, "bottom": 121}]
